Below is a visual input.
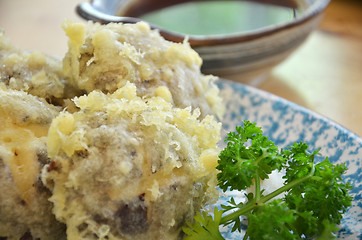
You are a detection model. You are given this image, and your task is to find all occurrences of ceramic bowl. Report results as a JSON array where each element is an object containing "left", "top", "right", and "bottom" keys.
[{"left": 76, "top": 0, "right": 330, "bottom": 81}]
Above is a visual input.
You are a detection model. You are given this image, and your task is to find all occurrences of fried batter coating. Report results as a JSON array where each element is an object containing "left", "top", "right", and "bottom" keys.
[
  {"left": 0, "top": 20, "right": 225, "bottom": 240},
  {"left": 62, "top": 21, "right": 224, "bottom": 119},
  {"left": 0, "top": 30, "right": 76, "bottom": 103},
  {"left": 42, "top": 82, "right": 221, "bottom": 240},
  {"left": 0, "top": 87, "right": 66, "bottom": 240}
]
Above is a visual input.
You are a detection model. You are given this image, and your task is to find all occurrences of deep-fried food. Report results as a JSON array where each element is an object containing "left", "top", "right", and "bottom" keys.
[
  {"left": 0, "top": 20, "right": 224, "bottom": 240},
  {"left": 62, "top": 21, "right": 224, "bottom": 119},
  {"left": 42, "top": 82, "right": 221, "bottom": 240},
  {"left": 0, "top": 31, "right": 67, "bottom": 103},
  {"left": 0, "top": 87, "right": 66, "bottom": 240}
]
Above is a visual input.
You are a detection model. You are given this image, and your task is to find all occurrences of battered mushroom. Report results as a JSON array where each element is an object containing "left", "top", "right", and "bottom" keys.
[
  {"left": 0, "top": 20, "right": 225, "bottom": 240},
  {"left": 0, "top": 30, "right": 80, "bottom": 105},
  {"left": 42, "top": 82, "right": 221, "bottom": 240},
  {"left": 62, "top": 21, "right": 224, "bottom": 119},
  {"left": 0, "top": 87, "right": 66, "bottom": 240}
]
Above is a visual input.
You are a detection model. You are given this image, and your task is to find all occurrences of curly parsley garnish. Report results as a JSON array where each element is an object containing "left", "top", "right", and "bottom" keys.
[{"left": 184, "top": 121, "right": 353, "bottom": 240}]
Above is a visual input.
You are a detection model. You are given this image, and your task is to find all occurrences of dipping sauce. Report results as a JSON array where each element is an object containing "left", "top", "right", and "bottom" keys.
[{"left": 135, "top": 1, "right": 298, "bottom": 36}]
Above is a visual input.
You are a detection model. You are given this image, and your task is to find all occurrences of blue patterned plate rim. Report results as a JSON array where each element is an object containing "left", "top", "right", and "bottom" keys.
[{"left": 214, "top": 79, "right": 362, "bottom": 239}]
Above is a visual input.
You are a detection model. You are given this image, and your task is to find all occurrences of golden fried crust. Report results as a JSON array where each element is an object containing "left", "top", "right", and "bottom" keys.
[
  {"left": 0, "top": 20, "right": 224, "bottom": 240},
  {"left": 42, "top": 83, "right": 220, "bottom": 240},
  {"left": 62, "top": 21, "right": 224, "bottom": 119},
  {"left": 0, "top": 88, "right": 66, "bottom": 240},
  {"left": 0, "top": 30, "right": 74, "bottom": 103}
]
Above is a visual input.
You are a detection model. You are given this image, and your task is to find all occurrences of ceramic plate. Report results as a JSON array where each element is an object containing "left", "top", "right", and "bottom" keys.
[{"left": 215, "top": 79, "right": 361, "bottom": 239}]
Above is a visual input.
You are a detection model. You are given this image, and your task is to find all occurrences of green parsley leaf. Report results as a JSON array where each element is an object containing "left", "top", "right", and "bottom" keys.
[{"left": 184, "top": 121, "right": 353, "bottom": 240}]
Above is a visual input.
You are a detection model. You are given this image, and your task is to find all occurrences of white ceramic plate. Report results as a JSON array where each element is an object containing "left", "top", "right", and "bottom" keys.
[{"left": 215, "top": 79, "right": 361, "bottom": 239}]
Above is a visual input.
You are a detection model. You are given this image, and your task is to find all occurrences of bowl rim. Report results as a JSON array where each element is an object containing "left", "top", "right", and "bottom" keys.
[{"left": 76, "top": 0, "right": 330, "bottom": 47}]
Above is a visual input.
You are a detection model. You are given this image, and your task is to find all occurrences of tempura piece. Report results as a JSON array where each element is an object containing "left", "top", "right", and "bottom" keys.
[
  {"left": 0, "top": 87, "right": 66, "bottom": 240},
  {"left": 0, "top": 30, "right": 72, "bottom": 103},
  {"left": 62, "top": 21, "right": 224, "bottom": 119},
  {"left": 42, "top": 82, "right": 221, "bottom": 240}
]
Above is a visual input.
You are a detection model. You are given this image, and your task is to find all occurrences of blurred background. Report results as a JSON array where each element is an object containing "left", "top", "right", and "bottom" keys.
[{"left": 0, "top": 0, "right": 361, "bottom": 136}]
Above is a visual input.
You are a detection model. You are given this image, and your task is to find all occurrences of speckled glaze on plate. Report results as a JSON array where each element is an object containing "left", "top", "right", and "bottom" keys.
[{"left": 216, "top": 79, "right": 362, "bottom": 239}]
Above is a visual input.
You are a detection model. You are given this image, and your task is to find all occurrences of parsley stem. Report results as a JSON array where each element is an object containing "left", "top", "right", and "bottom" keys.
[
  {"left": 220, "top": 201, "right": 255, "bottom": 225},
  {"left": 261, "top": 165, "right": 316, "bottom": 203},
  {"left": 220, "top": 165, "right": 316, "bottom": 225},
  {"left": 242, "top": 230, "right": 249, "bottom": 240},
  {"left": 255, "top": 173, "right": 261, "bottom": 202}
]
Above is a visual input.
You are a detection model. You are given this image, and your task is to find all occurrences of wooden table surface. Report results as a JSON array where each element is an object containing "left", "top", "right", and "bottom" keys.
[{"left": 1, "top": 0, "right": 361, "bottom": 136}]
